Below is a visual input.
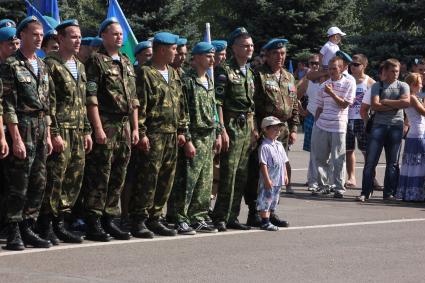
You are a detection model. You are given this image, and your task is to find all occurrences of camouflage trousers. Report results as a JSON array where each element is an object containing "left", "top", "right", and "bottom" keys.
[
  {"left": 4, "top": 115, "right": 48, "bottom": 223},
  {"left": 168, "top": 130, "right": 215, "bottom": 223},
  {"left": 212, "top": 115, "right": 253, "bottom": 223},
  {"left": 245, "top": 125, "right": 289, "bottom": 206},
  {"left": 129, "top": 132, "right": 177, "bottom": 220},
  {"left": 83, "top": 117, "right": 131, "bottom": 217},
  {"left": 40, "top": 128, "right": 85, "bottom": 217}
]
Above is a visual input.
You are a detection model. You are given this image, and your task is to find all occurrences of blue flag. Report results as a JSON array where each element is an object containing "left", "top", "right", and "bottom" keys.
[
  {"left": 25, "top": 0, "right": 55, "bottom": 58},
  {"left": 107, "top": 0, "right": 138, "bottom": 63},
  {"left": 288, "top": 59, "right": 294, "bottom": 74},
  {"left": 31, "top": 0, "right": 60, "bottom": 22},
  {"left": 25, "top": 0, "right": 54, "bottom": 33}
]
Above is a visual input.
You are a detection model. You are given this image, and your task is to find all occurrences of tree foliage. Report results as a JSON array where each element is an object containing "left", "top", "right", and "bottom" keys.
[{"left": 0, "top": 0, "right": 424, "bottom": 70}]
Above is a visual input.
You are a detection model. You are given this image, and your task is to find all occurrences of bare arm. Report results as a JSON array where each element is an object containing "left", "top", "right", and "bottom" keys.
[
  {"left": 381, "top": 94, "right": 410, "bottom": 109},
  {"left": 296, "top": 77, "right": 308, "bottom": 99},
  {"left": 360, "top": 103, "right": 370, "bottom": 122},
  {"left": 324, "top": 84, "right": 350, "bottom": 109},
  {"left": 315, "top": 107, "right": 323, "bottom": 121},
  {"left": 410, "top": 95, "right": 425, "bottom": 116},
  {"left": 260, "top": 163, "right": 273, "bottom": 189},
  {"left": 371, "top": 95, "right": 395, "bottom": 112}
]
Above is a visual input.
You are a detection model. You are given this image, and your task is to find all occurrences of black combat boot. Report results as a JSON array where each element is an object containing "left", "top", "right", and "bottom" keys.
[
  {"left": 227, "top": 219, "right": 251, "bottom": 230},
  {"left": 53, "top": 214, "right": 83, "bottom": 243},
  {"left": 270, "top": 212, "right": 289, "bottom": 227},
  {"left": 146, "top": 218, "right": 177, "bottom": 236},
  {"left": 85, "top": 214, "right": 112, "bottom": 242},
  {"left": 102, "top": 215, "right": 131, "bottom": 240},
  {"left": 37, "top": 214, "right": 60, "bottom": 245},
  {"left": 131, "top": 218, "right": 154, "bottom": 239},
  {"left": 246, "top": 203, "right": 261, "bottom": 227},
  {"left": 3, "top": 222, "right": 24, "bottom": 251},
  {"left": 19, "top": 219, "right": 52, "bottom": 248}
]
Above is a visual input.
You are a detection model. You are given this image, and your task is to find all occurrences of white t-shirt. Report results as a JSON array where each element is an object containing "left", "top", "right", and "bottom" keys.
[
  {"left": 306, "top": 80, "right": 320, "bottom": 115},
  {"left": 361, "top": 88, "right": 372, "bottom": 105},
  {"left": 315, "top": 76, "right": 355, "bottom": 133},
  {"left": 320, "top": 41, "right": 339, "bottom": 67},
  {"left": 348, "top": 75, "right": 370, "bottom": 119}
]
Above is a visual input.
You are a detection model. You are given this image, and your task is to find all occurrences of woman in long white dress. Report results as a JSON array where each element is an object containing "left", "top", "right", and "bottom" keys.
[{"left": 397, "top": 73, "right": 425, "bottom": 201}]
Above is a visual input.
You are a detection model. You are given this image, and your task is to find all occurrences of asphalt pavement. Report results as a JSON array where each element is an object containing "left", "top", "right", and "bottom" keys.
[{"left": 1, "top": 133, "right": 424, "bottom": 283}]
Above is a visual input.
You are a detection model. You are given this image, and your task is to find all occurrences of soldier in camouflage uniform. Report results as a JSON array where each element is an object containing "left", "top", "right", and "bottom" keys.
[
  {"left": 129, "top": 32, "right": 187, "bottom": 238},
  {"left": 82, "top": 17, "right": 139, "bottom": 241},
  {"left": 37, "top": 20, "right": 93, "bottom": 245},
  {"left": 171, "top": 37, "right": 188, "bottom": 78},
  {"left": 0, "top": 25, "right": 16, "bottom": 232},
  {"left": 167, "top": 42, "right": 221, "bottom": 235},
  {"left": 1, "top": 17, "right": 53, "bottom": 250},
  {"left": 246, "top": 38, "right": 299, "bottom": 228},
  {"left": 211, "top": 27, "right": 257, "bottom": 232}
]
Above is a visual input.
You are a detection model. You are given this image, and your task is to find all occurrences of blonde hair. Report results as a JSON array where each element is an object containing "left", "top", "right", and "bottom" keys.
[{"left": 405, "top": 72, "right": 422, "bottom": 88}]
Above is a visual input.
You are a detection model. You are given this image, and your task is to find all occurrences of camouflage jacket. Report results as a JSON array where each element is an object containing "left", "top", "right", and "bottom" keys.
[
  {"left": 1, "top": 49, "right": 51, "bottom": 125},
  {"left": 85, "top": 46, "right": 139, "bottom": 116},
  {"left": 137, "top": 62, "right": 187, "bottom": 136},
  {"left": 214, "top": 58, "right": 255, "bottom": 113},
  {"left": 183, "top": 70, "right": 219, "bottom": 140},
  {"left": 45, "top": 52, "right": 91, "bottom": 136},
  {"left": 254, "top": 64, "right": 299, "bottom": 133}
]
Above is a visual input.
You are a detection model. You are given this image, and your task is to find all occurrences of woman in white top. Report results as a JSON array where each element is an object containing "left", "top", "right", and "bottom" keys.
[{"left": 396, "top": 73, "right": 425, "bottom": 201}]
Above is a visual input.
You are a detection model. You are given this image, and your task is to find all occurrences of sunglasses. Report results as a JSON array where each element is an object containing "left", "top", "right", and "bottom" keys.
[
  {"left": 309, "top": 61, "right": 320, "bottom": 65},
  {"left": 350, "top": 62, "right": 362, "bottom": 67}
]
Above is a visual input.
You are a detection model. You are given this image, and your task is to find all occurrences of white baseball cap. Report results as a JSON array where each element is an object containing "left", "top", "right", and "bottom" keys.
[
  {"left": 261, "top": 116, "right": 284, "bottom": 129},
  {"left": 327, "top": 26, "right": 346, "bottom": 37}
]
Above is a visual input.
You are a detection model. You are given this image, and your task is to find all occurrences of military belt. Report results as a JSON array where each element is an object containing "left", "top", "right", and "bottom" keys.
[
  {"left": 100, "top": 112, "right": 129, "bottom": 123},
  {"left": 17, "top": 111, "right": 46, "bottom": 118},
  {"left": 224, "top": 111, "right": 254, "bottom": 128}
]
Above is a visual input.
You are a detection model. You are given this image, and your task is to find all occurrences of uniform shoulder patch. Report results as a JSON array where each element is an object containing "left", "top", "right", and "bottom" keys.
[
  {"left": 87, "top": 81, "right": 97, "bottom": 92},
  {"left": 216, "top": 86, "right": 225, "bottom": 95}
]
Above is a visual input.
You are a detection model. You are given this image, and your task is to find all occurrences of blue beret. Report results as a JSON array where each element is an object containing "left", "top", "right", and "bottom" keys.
[
  {"left": 55, "top": 19, "right": 79, "bottom": 32},
  {"left": 0, "top": 19, "right": 16, "bottom": 28},
  {"left": 211, "top": 40, "right": 227, "bottom": 52},
  {"left": 134, "top": 41, "right": 152, "bottom": 55},
  {"left": 177, "top": 37, "right": 187, "bottom": 46},
  {"left": 192, "top": 42, "right": 215, "bottom": 55},
  {"left": 263, "top": 38, "right": 288, "bottom": 50},
  {"left": 153, "top": 32, "right": 178, "bottom": 45},
  {"left": 16, "top": 16, "right": 40, "bottom": 39},
  {"left": 90, "top": 37, "right": 103, "bottom": 47},
  {"left": 81, "top": 37, "right": 93, "bottom": 46},
  {"left": 43, "top": 29, "right": 57, "bottom": 41},
  {"left": 98, "top": 17, "right": 119, "bottom": 35},
  {"left": 228, "top": 27, "right": 250, "bottom": 46},
  {"left": 0, "top": 27, "right": 16, "bottom": 42},
  {"left": 336, "top": 50, "right": 352, "bottom": 63},
  {"left": 43, "top": 16, "right": 59, "bottom": 29}
]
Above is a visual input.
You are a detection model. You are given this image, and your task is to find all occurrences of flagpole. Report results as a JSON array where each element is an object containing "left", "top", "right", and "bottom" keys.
[
  {"left": 110, "top": 0, "right": 138, "bottom": 45},
  {"left": 205, "top": 23, "right": 213, "bottom": 79}
]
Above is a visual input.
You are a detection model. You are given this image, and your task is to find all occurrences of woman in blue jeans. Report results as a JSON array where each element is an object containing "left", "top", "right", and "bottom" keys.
[{"left": 357, "top": 59, "right": 410, "bottom": 202}]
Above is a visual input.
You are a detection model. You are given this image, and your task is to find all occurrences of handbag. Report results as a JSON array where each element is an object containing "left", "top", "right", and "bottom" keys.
[{"left": 365, "top": 81, "right": 384, "bottom": 134}]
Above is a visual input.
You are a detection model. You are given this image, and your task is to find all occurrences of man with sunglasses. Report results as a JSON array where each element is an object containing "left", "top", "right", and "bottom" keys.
[
  {"left": 346, "top": 54, "right": 375, "bottom": 189},
  {"left": 297, "top": 54, "right": 321, "bottom": 191}
]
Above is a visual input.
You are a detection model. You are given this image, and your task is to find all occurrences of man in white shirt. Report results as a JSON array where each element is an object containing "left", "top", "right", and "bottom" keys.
[{"left": 311, "top": 57, "right": 355, "bottom": 198}]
